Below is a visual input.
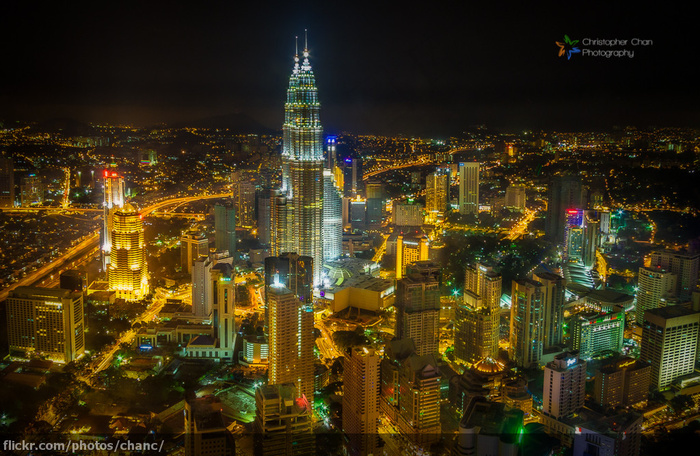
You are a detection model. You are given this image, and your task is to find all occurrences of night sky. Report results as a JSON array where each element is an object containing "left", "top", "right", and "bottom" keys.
[{"left": 1, "top": 1, "right": 697, "bottom": 136}]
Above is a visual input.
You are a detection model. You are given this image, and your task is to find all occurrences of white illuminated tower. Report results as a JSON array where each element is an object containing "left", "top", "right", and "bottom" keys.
[
  {"left": 102, "top": 168, "right": 125, "bottom": 270},
  {"left": 280, "top": 33, "right": 324, "bottom": 285}
]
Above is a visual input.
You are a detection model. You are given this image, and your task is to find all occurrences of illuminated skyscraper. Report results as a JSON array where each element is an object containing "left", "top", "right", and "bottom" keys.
[
  {"left": 455, "top": 264, "right": 501, "bottom": 364},
  {"left": 650, "top": 250, "right": 700, "bottom": 301},
  {"left": 108, "top": 203, "right": 149, "bottom": 301},
  {"left": 542, "top": 351, "right": 586, "bottom": 420},
  {"left": 533, "top": 271, "right": 566, "bottom": 349},
  {"left": 323, "top": 168, "right": 342, "bottom": 262},
  {"left": 426, "top": 168, "right": 450, "bottom": 223},
  {"left": 180, "top": 229, "right": 209, "bottom": 274},
  {"left": 641, "top": 306, "right": 700, "bottom": 389},
  {"left": 343, "top": 347, "right": 381, "bottom": 456},
  {"left": 280, "top": 36, "right": 324, "bottom": 285},
  {"left": 395, "top": 262, "right": 441, "bottom": 357},
  {"left": 636, "top": 266, "right": 677, "bottom": 324},
  {"left": 267, "top": 284, "right": 314, "bottom": 406},
  {"left": 509, "top": 278, "right": 544, "bottom": 367},
  {"left": 546, "top": 175, "right": 584, "bottom": 243},
  {"left": 102, "top": 168, "right": 125, "bottom": 270},
  {"left": 458, "top": 162, "right": 479, "bottom": 215}
]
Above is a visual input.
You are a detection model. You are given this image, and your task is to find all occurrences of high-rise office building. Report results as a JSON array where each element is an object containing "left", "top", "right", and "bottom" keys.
[
  {"left": 365, "top": 180, "right": 384, "bottom": 229},
  {"left": 184, "top": 396, "right": 234, "bottom": 456},
  {"left": 542, "top": 351, "right": 586, "bottom": 420},
  {"left": 510, "top": 278, "right": 544, "bottom": 367},
  {"left": 0, "top": 156, "right": 15, "bottom": 207},
  {"left": 108, "top": 203, "right": 149, "bottom": 301},
  {"left": 20, "top": 174, "right": 43, "bottom": 207},
  {"left": 564, "top": 209, "right": 584, "bottom": 261},
  {"left": 650, "top": 250, "right": 700, "bottom": 301},
  {"left": 254, "top": 384, "right": 314, "bottom": 456},
  {"left": 231, "top": 175, "right": 256, "bottom": 228},
  {"left": 455, "top": 264, "right": 501, "bottom": 364},
  {"left": 571, "top": 307, "right": 625, "bottom": 359},
  {"left": 181, "top": 229, "right": 209, "bottom": 274},
  {"left": 459, "top": 162, "right": 479, "bottom": 215},
  {"left": 504, "top": 184, "right": 526, "bottom": 211},
  {"left": 533, "top": 271, "right": 566, "bottom": 349},
  {"left": 426, "top": 168, "right": 450, "bottom": 223},
  {"left": 257, "top": 188, "right": 273, "bottom": 246},
  {"left": 267, "top": 284, "right": 314, "bottom": 405},
  {"left": 322, "top": 168, "right": 342, "bottom": 261},
  {"left": 192, "top": 256, "right": 213, "bottom": 318},
  {"left": 395, "top": 235, "right": 429, "bottom": 279},
  {"left": 280, "top": 39, "right": 324, "bottom": 285},
  {"left": 546, "top": 175, "right": 584, "bottom": 243},
  {"left": 343, "top": 347, "right": 380, "bottom": 456},
  {"left": 264, "top": 253, "right": 313, "bottom": 305},
  {"left": 6, "top": 287, "right": 85, "bottom": 363},
  {"left": 214, "top": 203, "right": 236, "bottom": 259},
  {"left": 393, "top": 201, "right": 424, "bottom": 227},
  {"left": 636, "top": 266, "right": 677, "bottom": 324},
  {"left": 395, "top": 262, "right": 441, "bottom": 357},
  {"left": 102, "top": 168, "right": 125, "bottom": 270},
  {"left": 349, "top": 198, "right": 366, "bottom": 231},
  {"left": 381, "top": 339, "right": 442, "bottom": 448},
  {"left": 212, "top": 263, "right": 236, "bottom": 361},
  {"left": 641, "top": 306, "right": 700, "bottom": 389},
  {"left": 582, "top": 211, "right": 600, "bottom": 268},
  {"left": 593, "top": 358, "right": 650, "bottom": 408}
]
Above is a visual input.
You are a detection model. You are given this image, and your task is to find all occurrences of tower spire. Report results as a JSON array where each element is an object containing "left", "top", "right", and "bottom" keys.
[
  {"left": 304, "top": 29, "right": 308, "bottom": 52},
  {"left": 295, "top": 35, "right": 298, "bottom": 57}
]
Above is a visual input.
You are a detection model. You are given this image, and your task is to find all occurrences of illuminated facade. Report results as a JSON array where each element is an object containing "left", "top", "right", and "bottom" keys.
[
  {"left": 395, "top": 235, "right": 429, "bottom": 279},
  {"left": 509, "top": 278, "right": 544, "bottom": 368},
  {"left": 254, "top": 384, "right": 314, "bottom": 456},
  {"left": 641, "top": 306, "right": 700, "bottom": 389},
  {"left": 7, "top": 287, "right": 85, "bottom": 363},
  {"left": 343, "top": 347, "right": 381, "bottom": 456},
  {"left": 108, "top": 203, "right": 149, "bottom": 301},
  {"left": 214, "top": 203, "right": 236, "bottom": 258},
  {"left": 323, "top": 168, "right": 343, "bottom": 262},
  {"left": 455, "top": 263, "right": 501, "bottom": 364},
  {"left": 636, "top": 266, "right": 677, "bottom": 324},
  {"left": 570, "top": 307, "right": 625, "bottom": 359},
  {"left": 458, "top": 162, "right": 479, "bottom": 215},
  {"left": 426, "top": 168, "right": 450, "bottom": 223},
  {"left": 543, "top": 352, "right": 586, "bottom": 420},
  {"left": 395, "top": 262, "right": 441, "bottom": 357},
  {"left": 280, "top": 38, "right": 324, "bottom": 285},
  {"left": 267, "top": 284, "right": 314, "bottom": 406},
  {"left": 102, "top": 168, "right": 125, "bottom": 270}
]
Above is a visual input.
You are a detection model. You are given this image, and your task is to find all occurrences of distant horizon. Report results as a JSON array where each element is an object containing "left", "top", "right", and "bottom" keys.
[{"left": 2, "top": 2, "right": 697, "bottom": 138}]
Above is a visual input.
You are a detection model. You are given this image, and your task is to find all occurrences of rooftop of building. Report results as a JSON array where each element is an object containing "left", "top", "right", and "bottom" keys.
[
  {"left": 187, "top": 396, "right": 226, "bottom": 431},
  {"left": 460, "top": 396, "right": 524, "bottom": 441},
  {"left": 646, "top": 306, "right": 700, "bottom": 320},
  {"left": 10, "top": 286, "right": 79, "bottom": 300},
  {"left": 579, "top": 412, "right": 642, "bottom": 436}
]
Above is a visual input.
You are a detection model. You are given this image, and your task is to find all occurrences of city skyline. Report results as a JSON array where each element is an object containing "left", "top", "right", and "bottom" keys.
[{"left": 1, "top": 2, "right": 698, "bottom": 135}]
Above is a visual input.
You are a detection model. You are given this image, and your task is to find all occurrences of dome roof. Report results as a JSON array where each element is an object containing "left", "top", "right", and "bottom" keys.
[{"left": 474, "top": 357, "right": 505, "bottom": 374}]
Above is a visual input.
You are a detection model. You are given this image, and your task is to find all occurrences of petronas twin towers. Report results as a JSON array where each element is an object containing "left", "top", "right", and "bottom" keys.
[{"left": 276, "top": 36, "right": 341, "bottom": 285}]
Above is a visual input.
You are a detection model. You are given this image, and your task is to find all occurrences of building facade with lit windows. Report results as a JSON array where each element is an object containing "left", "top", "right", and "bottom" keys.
[
  {"left": 641, "top": 306, "right": 700, "bottom": 389},
  {"left": 343, "top": 347, "right": 381, "bottom": 456},
  {"left": 6, "top": 287, "right": 85, "bottom": 363},
  {"left": 510, "top": 278, "right": 545, "bottom": 368},
  {"left": 458, "top": 162, "right": 479, "bottom": 215},
  {"left": 101, "top": 168, "right": 125, "bottom": 270},
  {"left": 279, "top": 38, "right": 324, "bottom": 285},
  {"left": 266, "top": 284, "right": 314, "bottom": 406},
  {"left": 108, "top": 203, "right": 149, "bottom": 301},
  {"left": 570, "top": 306, "right": 625, "bottom": 360}
]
